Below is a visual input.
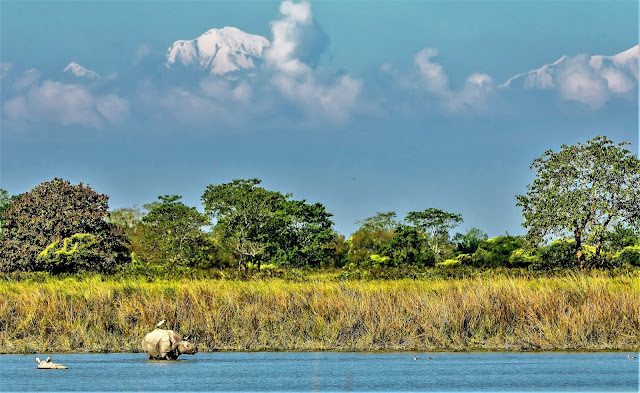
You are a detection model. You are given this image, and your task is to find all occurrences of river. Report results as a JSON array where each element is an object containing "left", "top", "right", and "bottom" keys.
[{"left": 1, "top": 352, "right": 638, "bottom": 392}]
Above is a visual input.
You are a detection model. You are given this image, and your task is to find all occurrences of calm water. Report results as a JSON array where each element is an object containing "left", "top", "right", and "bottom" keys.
[{"left": 1, "top": 352, "right": 638, "bottom": 392}]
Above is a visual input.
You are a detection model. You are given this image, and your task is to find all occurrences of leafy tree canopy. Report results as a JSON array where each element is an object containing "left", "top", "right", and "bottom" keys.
[
  {"left": 138, "top": 195, "right": 212, "bottom": 267},
  {"left": 453, "top": 227, "right": 489, "bottom": 255},
  {"left": 202, "top": 179, "right": 334, "bottom": 271},
  {"left": 405, "top": 208, "right": 463, "bottom": 262},
  {"left": 0, "top": 178, "right": 129, "bottom": 273},
  {"left": 516, "top": 136, "right": 640, "bottom": 269}
]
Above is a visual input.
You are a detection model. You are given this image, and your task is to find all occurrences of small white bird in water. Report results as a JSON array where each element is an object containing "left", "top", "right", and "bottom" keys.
[
  {"left": 628, "top": 354, "right": 637, "bottom": 359},
  {"left": 413, "top": 356, "right": 418, "bottom": 361},
  {"left": 157, "top": 319, "right": 166, "bottom": 329}
]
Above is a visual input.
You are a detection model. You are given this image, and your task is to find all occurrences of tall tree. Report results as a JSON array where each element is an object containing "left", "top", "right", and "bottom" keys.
[
  {"left": 202, "top": 179, "right": 287, "bottom": 271},
  {"left": 516, "top": 136, "right": 640, "bottom": 269},
  {"left": 405, "top": 208, "right": 463, "bottom": 262},
  {"left": 138, "top": 195, "right": 212, "bottom": 267},
  {"left": 453, "top": 227, "right": 489, "bottom": 254},
  {"left": 0, "top": 178, "right": 129, "bottom": 274},
  {"left": 202, "top": 179, "right": 334, "bottom": 271},
  {"left": 347, "top": 212, "right": 399, "bottom": 265}
]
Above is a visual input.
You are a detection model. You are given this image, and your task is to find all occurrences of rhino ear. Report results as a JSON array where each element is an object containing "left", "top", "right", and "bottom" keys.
[{"left": 35, "top": 357, "right": 41, "bottom": 363}]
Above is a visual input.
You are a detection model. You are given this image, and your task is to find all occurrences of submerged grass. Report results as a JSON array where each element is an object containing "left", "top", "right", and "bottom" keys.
[{"left": 0, "top": 271, "right": 638, "bottom": 353}]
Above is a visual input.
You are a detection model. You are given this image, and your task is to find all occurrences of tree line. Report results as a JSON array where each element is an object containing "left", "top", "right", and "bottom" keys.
[{"left": 1, "top": 135, "right": 639, "bottom": 275}]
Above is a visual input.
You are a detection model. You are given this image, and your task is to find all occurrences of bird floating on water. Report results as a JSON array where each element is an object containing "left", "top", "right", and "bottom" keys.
[
  {"left": 413, "top": 356, "right": 418, "bottom": 361},
  {"left": 628, "top": 354, "right": 637, "bottom": 359}
]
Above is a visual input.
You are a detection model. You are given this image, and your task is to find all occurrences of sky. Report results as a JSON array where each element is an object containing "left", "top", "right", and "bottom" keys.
[{"left": 1, "top": 0, "right": 639, "bottom": 238}]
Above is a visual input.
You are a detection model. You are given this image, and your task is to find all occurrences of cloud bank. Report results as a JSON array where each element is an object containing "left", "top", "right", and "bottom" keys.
[
  {"left": 2, "top": 1, "right": 637, "bottom": 132},
  {"left": 2, "top": 66, "right": 130, "bottom": 129}
]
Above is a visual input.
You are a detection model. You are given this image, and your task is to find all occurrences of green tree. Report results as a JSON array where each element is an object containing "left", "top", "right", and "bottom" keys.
[
  {"left": 0, "top": 178, "right": 129, "bottom": 273},
  {"left": 265, "top": 199, "right": 334, "bottom": 268},
  {"left": 453, "top": 227, "right": 489, "bottom": 254},
  {"left": 138, "top": 195, "right": 212, "bottom": 268},
  {"left": 385, "top": 224, "right": 435, "bottom": 267},
  {"left": 471, "top": 235, "right": 524, "bottom": 268},
  {"left": 0, "top": 189, "right": 9, "bottom": 235},
  {"left": 202, "top": 179, "right": 334, "bottom": 271},
  {"left": 347, "top": 212, "right": 398, "bottom": 266},
  {"left": 405, "top": 208, "right": 463, "bottom": 262},
  {"left": 516, "top": 136, "right": 640, "bottom": 270}
]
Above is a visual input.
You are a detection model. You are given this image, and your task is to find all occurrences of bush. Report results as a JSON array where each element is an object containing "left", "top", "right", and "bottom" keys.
[
  {"left": 508, "top": 249, "right": 539, "bottom": 268},
  {"left": 471, "top": 235, "right": 524, "bottom": 268},
  {"left": 437, "top": 253, "right": 472, "bottom": 268},
  {"left": 616, "top": 246, "right": 640, "bottom": 266},
  {"left": 532, "top": 239, "right": 577, "bottom": 270}
]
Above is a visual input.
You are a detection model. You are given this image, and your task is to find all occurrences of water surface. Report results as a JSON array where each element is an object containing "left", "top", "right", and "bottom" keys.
[{"left": 1, "top": 352, "right": 638, "bottom": 392}]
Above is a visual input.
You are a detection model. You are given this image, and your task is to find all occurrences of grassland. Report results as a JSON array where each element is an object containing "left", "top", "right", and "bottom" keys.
[{"left": 1, "top": 270, "right": 638, "bottom": 353}]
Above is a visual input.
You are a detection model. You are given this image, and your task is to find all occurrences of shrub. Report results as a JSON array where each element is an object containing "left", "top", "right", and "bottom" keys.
[
  {"left": 508, "top": 249, "right": 539, "bottom": 268},
  {"left": 532, "top": 239, "right": 577, "bottom": 270},
  {"left": 471, "top": 235, "right": 524, "bottom": 268},
  {"left": 616, "top": 246, "right": 640, "bottom": 266}
]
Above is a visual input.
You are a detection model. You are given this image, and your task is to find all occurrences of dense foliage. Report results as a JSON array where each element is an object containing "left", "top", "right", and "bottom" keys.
[
  {"left": 2, "top": 136, "right": 639, "bottom": 275},
  {"left": 0, "top": 179, "right": 129, "bottom": 274},
  {"left": 516, "top": 135, "right": 640, "bottom": 270},
  {"left": 137, "top": 195, "right": 213, "bottom": 268},
  {"left": 202, "top": 179, "right": 334, "bottom": 271}
]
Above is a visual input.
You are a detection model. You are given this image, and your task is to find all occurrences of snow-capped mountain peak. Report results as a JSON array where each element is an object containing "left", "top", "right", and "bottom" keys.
[
  {"left": 63, "top": 62, "right": 100, "bottom": 79},
  {"left": 500, "top": 45, "right": 640, "bottom": 89},
  {"left": 590, "top": 44, "right": 639, "bottom": 80},
  {"left": 499, "top": 55, "right": 570, "bottom": 89},
  {"left": 166, "top": 26, "right": 270, "bottom": 75}
]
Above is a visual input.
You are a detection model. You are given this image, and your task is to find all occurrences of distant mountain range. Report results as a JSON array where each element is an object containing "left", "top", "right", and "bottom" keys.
[
  {"left": 64, "top": 62, "right": 100, "bottom": 79},
  {"left": 165, "top": 26, "right": 270, "bottom": 75},
  {"left": 500, "top": 45, "right": 639, "bottom": 89}
]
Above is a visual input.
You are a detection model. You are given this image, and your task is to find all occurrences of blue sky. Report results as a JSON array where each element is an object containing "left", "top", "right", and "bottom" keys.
[{"left": 1, "top": 0, "right": 638, "bottom": 238}]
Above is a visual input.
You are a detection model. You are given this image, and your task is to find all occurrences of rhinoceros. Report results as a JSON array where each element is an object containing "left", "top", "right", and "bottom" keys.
[
  {"left": 35, "top": 356, "right": 68, "bottom": 369},
  {"left": 142, "top": 328, "right": 198, "bottom": 360}
]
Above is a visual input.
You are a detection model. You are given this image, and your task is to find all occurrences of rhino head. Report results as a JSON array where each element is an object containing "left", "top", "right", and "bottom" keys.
[{"left": 178, "top": 335, "right": 198, "bottom": 355}]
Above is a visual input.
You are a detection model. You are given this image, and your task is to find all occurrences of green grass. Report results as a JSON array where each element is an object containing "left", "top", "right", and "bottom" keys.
[{"left": 0, "top": 271, "right": 638, "bottom": 353}]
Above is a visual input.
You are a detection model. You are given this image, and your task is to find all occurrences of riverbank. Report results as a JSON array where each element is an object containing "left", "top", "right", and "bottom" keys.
[{"left": 1, "top": 272, "right": 638, "bottom": 353}]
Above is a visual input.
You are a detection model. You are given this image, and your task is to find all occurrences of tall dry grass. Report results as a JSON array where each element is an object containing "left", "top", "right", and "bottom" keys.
[{"left": 0, "top": 272, "right": 638, "bottom": 353}]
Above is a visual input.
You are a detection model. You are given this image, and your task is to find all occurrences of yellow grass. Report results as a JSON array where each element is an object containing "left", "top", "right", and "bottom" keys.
[{"left": 0, "top": 272, "right": 638, "bottom": 353}]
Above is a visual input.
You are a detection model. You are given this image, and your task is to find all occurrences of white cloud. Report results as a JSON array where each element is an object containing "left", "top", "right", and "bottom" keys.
[
  {"left": 96, "top": 94, "right": 131, "bottom": 125},
  {"left": 133, "top": 43, "right": 153, "bottom": 65},
  {"left": 263, "top": 0, "right": 362, "bottom": 122},
  {"left": 555, "top": 56, "right": 610, "bottom": 109},
  {"left": 265, "top": 0, "right": 313, "bottom": 74},
  {"left": 411, "top": 47, "right": 494, "bottom": 114},
  {"left": 3, "top": 76, "right": 130, "bottom": 128},
  {"left": 414, "top": 48, "right": 449, "bottom": 94},
  {"left": 1, "top": 62, "right": 12, "bottom": 79},
  {"left": 12, "top": 69, "right": 40, "bottom": 91},
  {"left": 199, "top": 77, "right": 252, "bottom": 103}
]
